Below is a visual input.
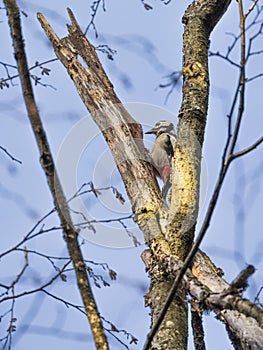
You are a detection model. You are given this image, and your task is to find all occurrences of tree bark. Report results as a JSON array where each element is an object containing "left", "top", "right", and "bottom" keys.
[
  {"left": 146, "top": 279, "right": 188, "bottom": 350},
  {"left": 144, "top": 2, "right": 232, "bottom": 348},
  {"left": 168, "top": 0, "right": 232, "bottom": 259},
  {"left": 37, "top": 9, "right": 169, "bottom": 244}
]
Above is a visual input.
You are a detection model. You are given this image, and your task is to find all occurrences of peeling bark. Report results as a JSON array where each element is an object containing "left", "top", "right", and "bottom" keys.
[{"left": 37, "top": 9, "right": 169, "bottom": 244}]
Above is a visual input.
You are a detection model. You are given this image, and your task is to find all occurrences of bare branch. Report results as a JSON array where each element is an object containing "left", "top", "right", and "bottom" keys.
[
  {"left": 228, "top": 0, "right": 246, "bottom": 156},
  {"left": 249, "top": 49, "right": 263, "bottom": 56},
  {"left": 244, "top": 0, "right": 259, "bottom": 19},
  {"left": 10, "top": 248, "right": 29, "bottom": 288},
  {"left": 230, "top": 264, "right": 255, "bottom": 292},
  {"left": 42, "top": 291, "right": 137, "bottom": 348},
  {"left": 0, "top": 58, "right": 57, "bottom": 89},
  {"left": 0, "top": 249, "right": 29, "bottom": 348},
  {"left": 191, "top": 308, "right": 206, "bottom": 350},
  {"left": 230, "top": 136, "right": 263, "bottom": 160},
  {"left": 247, "top": 72, "right": 263, "bottom": 82},
  {"left": 255, "top": 286, "right": 263, "bottom": 307},
  {"left": 84, "top": 0, "right": 106, "bottom": 37},
  {"left": 208, "top": 50, "right": 240, "bottom": 67},
  {"left": 0, "top": 297, "right": 16, "bottom": 349},
  {"left": 0, "top": 222, "right": 60, "bottom": 259},
  {"left": 4, "top": 1, "right": 109, "bottom": 348},
  {"left": 0, "top": 145, "right": 22, "bottom": 164},
  {"left": 37, "top": 7, "right": 168, "bottom": 243},
  {"left": 0, "top": 259, "right": 71, "bottom": 303},
  {"left": 246, "top": 22, "right": 263, "bottom": 61}
]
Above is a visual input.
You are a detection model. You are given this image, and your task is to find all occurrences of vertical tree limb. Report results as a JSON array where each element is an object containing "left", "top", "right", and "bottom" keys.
[
  {"left": 149, "top": 281, "right": 188, "bottom": 350},
  {"left": 144, "top": 1, "right": 232, "bottom": 349},
  {"left": 191, "top": 307, "right": 206, "bottom": 350},
  {"left": 168, "top": 0, "right": 232, "bottom": 259},
  {"left": 3, "top": 1, "right": 109, "bottom": 349}
]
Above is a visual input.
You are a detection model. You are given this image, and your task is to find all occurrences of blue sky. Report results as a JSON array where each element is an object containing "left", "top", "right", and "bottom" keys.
[{"left": 0, "top": 1, "right": 262, "bottom": 349}]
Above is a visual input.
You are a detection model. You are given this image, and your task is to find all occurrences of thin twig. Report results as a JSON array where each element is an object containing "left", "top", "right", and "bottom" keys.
[
  {"left": 208, "top": 51, "right": 240, "bottom": 68},
  {"left": 0, "top": 58, "right": 57, "bottom": 88},
  {"left": 84, "top": 0, "right": 106, "bottom": 37},
  {"left": 229, "top": 0, "right": 246, "bottom": 155},
  {"left": 230, "top": 136, "right": 263, "bottom": 160},
  {"left": 0, "top": 146, "right": 22, "bottom": 164},
  {"left": 247, "top": 72, "right": 263, "bottom": 82},
  {"left": 244, "top": 0, "right": 259, "bottom": 19},
  {"left": 0, "top": 260, "right": 71, "bottom": 303}
]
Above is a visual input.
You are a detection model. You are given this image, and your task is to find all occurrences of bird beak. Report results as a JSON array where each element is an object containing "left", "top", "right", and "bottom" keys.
[{"left": 145, "top": 127, "right": 155, "bottom": 134}]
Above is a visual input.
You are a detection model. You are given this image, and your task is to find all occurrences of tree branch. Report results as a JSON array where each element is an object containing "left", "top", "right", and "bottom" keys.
[
  {"left": 37, "top": 8, "right": 169, "bottom": 243},
  {"left": 144, "top": 1, "right": 232, "bottom": 348},
  {"left": 228, "top": 0, "right": 246, "bottom": 156},
  {"left": 151, "top": 250, "right": 263, "bottom": 348},
  {"left": 0, "top": 145, "right": 22, "bottom": 164},
  {"left": 244, "top": 0, "right": 259, "bottom": 19},
  {"left": 146, "top": 3, "right": 263, "bottom": 346},
  {"left": 230, "top": 136, "right": 263, "bottom": 160},
  {"left": 191, "top": 308, "right": 206, "bottom": 350},
  {"left": 3, "top": 1, "right": 109, "bottom": 349}
]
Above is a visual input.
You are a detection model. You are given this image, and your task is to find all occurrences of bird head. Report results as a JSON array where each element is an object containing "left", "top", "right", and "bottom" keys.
[{"left": 145, "top": 120, "right": 175, "bottom": 137}]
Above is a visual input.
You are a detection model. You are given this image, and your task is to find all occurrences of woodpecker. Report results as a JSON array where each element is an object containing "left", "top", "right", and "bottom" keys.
[{"left": 145, "top": 120, "right": 176, "bottom": 197}]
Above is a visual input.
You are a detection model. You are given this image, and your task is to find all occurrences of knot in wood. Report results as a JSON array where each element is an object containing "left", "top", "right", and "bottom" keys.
[
  {"left": 182, "top": 62, "right": 207, "bottom": 89},
  {"left": 75, "top": 261, "right": 86, "bottom": 271}
]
